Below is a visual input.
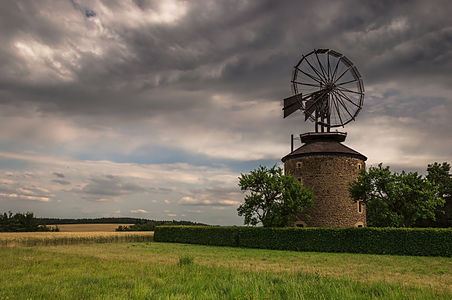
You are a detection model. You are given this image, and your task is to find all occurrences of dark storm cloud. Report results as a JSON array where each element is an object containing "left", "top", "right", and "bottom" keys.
[
  {"left": 0, "top": 0, "right": 449, "bottom": 121},
  {"left": 52, "top": 179, "right": 71, "bottom": 185},
  {"left": 76, "top": 174, "right": 146, "bottom": 201},
  {"left": 53, "top": 172, "right": 65, "bottom": 178}
]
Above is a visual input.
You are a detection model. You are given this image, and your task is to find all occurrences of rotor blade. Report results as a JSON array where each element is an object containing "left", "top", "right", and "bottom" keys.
[
  {"left": 336, "top": 78, "right": 358, "bottom": 86},
  {"left": 291, "top": 81, "right": 322, "bottom": 88},
  {"left": 296, "top": 67, "right": 323, "bottom": 84},
  {"left": 332, "top": 93, "right": 344, "bottom": 126},
  {"left": 334, "top": 65, "right": 353, "bottom": 84},
  {"left": 332, "top": 90, "right": 357, "bottom": 119},
  {"left": 336, "top": 86, "right": 363, "bottom": 96},
  {"left": 331, "top": 54, "right": 342, "bottom": 82},
  {"left": 315, "top": 51, "right": 328, "bottom": 81},
  {"left": 335, "top": 89, "right": 362, "bottom": 108},
  {"left": 303, "top": 55, "right": 328, "bottom": 83},
  {"left": 327, "top": 51, "right": 331, "bottom": 81},
  {"left": 283, "top": 93, "right": 303, "bottom": 118}
]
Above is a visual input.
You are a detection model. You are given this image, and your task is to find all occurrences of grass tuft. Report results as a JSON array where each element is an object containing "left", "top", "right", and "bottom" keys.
[{"left": 178, "top": 255, "right": 194, "bottom": 267}]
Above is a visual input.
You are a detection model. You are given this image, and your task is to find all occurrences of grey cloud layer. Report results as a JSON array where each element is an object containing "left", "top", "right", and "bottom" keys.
[
  {"left": 2, "top": 0, "right": 451, "bottom": 117},
  {"left": 0, "top": 0, "right": 451, "bottom": 222}
]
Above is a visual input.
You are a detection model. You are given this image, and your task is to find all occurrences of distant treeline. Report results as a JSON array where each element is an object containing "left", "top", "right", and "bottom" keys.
[
  {"left": 1, "top": 213, "right": 207, "bottom": 232},
  {"left": 36, "top": 217, "right": 150, "bottom": 225},
  {"left": 1, "top": 212, "right": 59, "bottom": 232},
  {"left": 36, "top": 217, "right": 207, "bottom": 228},
  {"left": 116, "top": 220, "right": 208, "bottom": 232}
]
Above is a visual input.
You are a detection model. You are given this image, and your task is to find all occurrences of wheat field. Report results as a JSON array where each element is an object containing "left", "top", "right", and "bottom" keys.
[
  {"left": 49, "top": 223, "right": 133, "bottom": 232},
  {"left": 0, "top": 231, "right": 153, "bottom": 247}
]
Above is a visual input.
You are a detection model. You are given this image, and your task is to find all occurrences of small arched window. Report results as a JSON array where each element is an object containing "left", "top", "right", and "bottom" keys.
[
  {"left": 296, "top": 162, "right": 303, "bottom": 169},
  {"left": 357, "top": 201, "right": 364, "bottom": 213},
  {"left": 357, "top": 163, "right": 362, "bottom": 170}
]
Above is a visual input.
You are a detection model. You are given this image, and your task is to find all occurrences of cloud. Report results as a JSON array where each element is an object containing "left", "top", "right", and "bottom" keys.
[
  {"left": 0, "top": 185, "right": 53, "bottom": 202},
  {"left": 0, "top": 192, "right": 51, "bottom": 202},
  {"left": 179, "top": 192, "right": 241, "bottom": 207},
  {"left": 53, "top": 172, "right": 65, "bottom": 178},
  {"left": 130, "top": 209, "right": 148, "bottom": 214},
  {"left": 0, "top": 150, "right": 243, "bottom": 223},
  {"left": 76, "top": 175, "right": 146, "bottom": 201},
  {"left": 52, "top": 179, "right": 71, "bottom": 185}
]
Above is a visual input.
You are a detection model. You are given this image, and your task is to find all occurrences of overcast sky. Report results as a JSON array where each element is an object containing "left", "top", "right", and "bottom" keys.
[{"left": 0, "top": 0, "right": 451, "bottom": 225}]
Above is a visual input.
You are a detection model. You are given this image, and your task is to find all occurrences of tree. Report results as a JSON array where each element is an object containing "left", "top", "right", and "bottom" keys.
[
  {"left": 237, "top": 165, "right": 313, "bottom": 227},
  {"left": 349, "top": 164, "right": 444, "bottom": 227},
  {"left": 0, "top": 212, "right": 57, "bottom": 232},
  {"left": 423, "top": 162, "right": 452, "bottom": 227}
]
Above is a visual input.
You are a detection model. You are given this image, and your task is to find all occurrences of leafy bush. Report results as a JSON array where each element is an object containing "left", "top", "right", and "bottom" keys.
[{"left": 154, "top": 226, "right": 452, "bottom": 257}]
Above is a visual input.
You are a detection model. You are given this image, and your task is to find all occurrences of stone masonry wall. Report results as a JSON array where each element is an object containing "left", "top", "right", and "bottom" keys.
[{"left": 284, "top": 155, "right": 366, "bottom": 227}]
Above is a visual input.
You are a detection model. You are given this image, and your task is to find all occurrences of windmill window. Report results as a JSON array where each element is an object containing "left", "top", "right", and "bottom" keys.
[
  {"left": 297, "top": 177, "right": 303, "bottom": 184},
  {"left": 357, "top": 163, "right": 362, "bottom": 170},
  {"left": 296, "top": 162, "right": 303, "bottom": 169},
  {"left": 357, "top": 201, "right": 363, "bottom": 213}
]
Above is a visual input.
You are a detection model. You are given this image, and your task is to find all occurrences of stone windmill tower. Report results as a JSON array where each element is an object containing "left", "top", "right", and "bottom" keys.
[{"left": 282, "top": 49, "right": 366, "bottom": 227}]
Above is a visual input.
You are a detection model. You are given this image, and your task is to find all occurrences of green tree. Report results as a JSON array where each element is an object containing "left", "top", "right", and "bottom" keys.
[
  {"left": 0, "top": 212, "right": 57, "bottom": 232},
  {"left": 237, "top": 165, "right": 313, "bottom": 227},
  {"left": 349, "top": 164, "right": 444, "bottom": 227},
  {"left": 423, "top": 162, "right": 452, "bottom": 227}
]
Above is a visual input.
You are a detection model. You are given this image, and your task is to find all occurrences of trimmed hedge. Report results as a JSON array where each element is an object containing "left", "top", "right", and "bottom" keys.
[
  {"left": 154, "top": 226, "right": 452, "bottom": 257},
  {"left": 154, "top": 226, "right": 239, "bottom": 246}
]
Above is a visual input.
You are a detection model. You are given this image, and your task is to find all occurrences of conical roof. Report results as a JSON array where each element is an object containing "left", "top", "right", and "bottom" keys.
[{"left": 282, "top": 132, "right": 367, "bottom": 162}]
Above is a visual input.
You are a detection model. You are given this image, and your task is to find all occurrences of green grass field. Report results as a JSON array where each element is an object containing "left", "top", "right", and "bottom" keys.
[{"left": 1, "top": 242, "right": 451, "bottom": 299}]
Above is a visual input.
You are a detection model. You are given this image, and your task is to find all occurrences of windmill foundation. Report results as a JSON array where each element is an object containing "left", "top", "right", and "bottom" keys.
[{"left": 282, "top": 132, "right": 367, "bottom": 227}]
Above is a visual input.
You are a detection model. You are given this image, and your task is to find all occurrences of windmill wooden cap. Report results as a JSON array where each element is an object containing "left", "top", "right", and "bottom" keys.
[{"left": 282, "top": 132, "right": 367, "bottom": 162}]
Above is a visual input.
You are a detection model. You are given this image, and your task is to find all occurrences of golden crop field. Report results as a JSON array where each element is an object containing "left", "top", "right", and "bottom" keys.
[
  {"left": 0, "top": 231, "right": 153, "bottom": 247},
  {"left": 49, "top": 223, "right": 133, "bottom": 232}
]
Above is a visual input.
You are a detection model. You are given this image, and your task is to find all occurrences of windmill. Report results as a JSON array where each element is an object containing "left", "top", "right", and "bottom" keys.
[
  {"left": 281, "top": 49, "right": 368, "bottom": 228},
  {"left": 283, "top": 49, "right": 364, "bottom": 133}
]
